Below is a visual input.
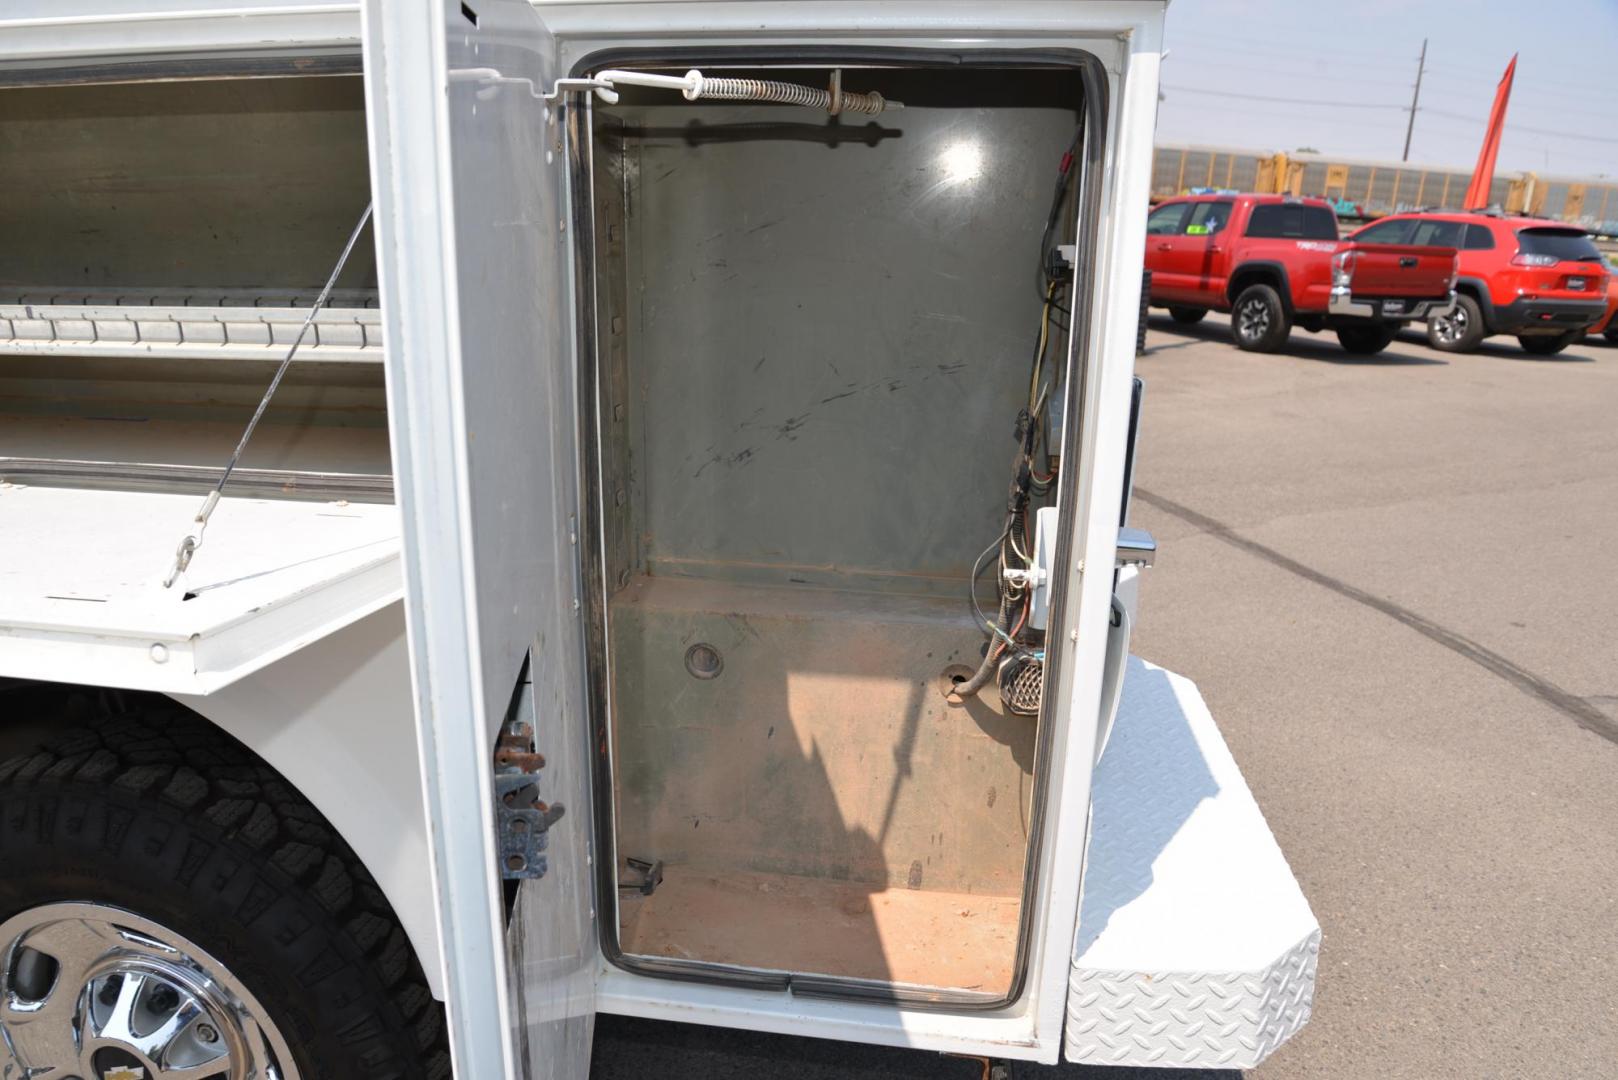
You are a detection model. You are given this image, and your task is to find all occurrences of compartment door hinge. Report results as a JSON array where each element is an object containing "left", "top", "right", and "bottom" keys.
[{"left": 494, "top": 720, "right": 566, "bottom": 880}]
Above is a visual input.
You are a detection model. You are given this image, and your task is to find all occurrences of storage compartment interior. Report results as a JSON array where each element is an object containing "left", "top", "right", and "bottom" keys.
[
  {"left": 589, "top": 65, "right": 1088, "bottom": 996},
  {"left": 0, "top": 75, "right": 389, "bottom": 498}
]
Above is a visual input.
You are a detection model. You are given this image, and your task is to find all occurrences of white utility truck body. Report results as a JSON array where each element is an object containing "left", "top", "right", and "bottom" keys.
[{"left": 0, "top": 3, "right": 1316, "bottom": 1078}]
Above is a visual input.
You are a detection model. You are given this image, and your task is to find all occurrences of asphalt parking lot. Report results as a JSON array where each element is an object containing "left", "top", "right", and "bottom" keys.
[
  {"left": 1126, "top": 314, "right": 1618, "bottom": 1079},
  {"left": 591, "top": 315, "right": 1618, "bottom": 1079}
]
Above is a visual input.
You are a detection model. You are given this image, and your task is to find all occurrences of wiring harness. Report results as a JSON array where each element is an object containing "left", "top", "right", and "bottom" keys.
[{"left": 952, "top": 127, "right": 1083, "bottom": 707}]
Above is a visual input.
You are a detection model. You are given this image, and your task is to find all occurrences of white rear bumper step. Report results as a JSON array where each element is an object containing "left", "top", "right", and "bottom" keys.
[{"left": 1066, "top": 658, "right": 1319, "bottom": 1069}]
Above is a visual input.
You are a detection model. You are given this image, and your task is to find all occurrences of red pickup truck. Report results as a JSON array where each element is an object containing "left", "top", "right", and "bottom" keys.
[{"left": 1145, "top": 194, "right": 1457, "bottom": 354}]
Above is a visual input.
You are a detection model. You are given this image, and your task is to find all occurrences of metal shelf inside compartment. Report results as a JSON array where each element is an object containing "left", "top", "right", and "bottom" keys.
[{"left": 0, "top": 286, "right": 383, "bottom": 363}]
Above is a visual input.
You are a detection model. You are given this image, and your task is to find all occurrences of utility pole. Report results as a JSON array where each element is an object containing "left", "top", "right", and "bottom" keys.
[{"left": 1402, "top": 38, "right": 1427, "bottom": 162}]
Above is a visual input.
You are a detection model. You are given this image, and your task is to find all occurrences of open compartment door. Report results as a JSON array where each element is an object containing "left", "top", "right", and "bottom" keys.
[{"left": 362, "top": 2, "right": 595, "bottom": 1078}]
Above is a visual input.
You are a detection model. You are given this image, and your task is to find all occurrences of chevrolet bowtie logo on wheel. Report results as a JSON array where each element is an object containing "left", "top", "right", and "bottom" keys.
[{"left": 103, "top": 1068, "right": 146, "bottom": 1080}]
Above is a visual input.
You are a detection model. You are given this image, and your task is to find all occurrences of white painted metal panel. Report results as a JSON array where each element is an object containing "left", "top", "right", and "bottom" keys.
[
  {"left": 1066, "top": 658, "right": 1319, "bottom": 1069},
  {"left": 0, "top": 485, "right": 400, "bottom": 694},
  {"left": 362, "top": 0, "right": 595, "bottom": 1077},
  {"left": 0, "top": 1, "right": 360, "bottom": 62},
  {"left": 506, "top": 657, "right": 598, "bottom": 1078},
  {"left": 174, "top": 603, "right": 445, "bottom": 999}
]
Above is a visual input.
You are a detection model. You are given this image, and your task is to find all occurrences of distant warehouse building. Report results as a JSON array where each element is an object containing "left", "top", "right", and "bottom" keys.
[{"left": 1153, "top": 143, "right": 1618, "bottom": 234}]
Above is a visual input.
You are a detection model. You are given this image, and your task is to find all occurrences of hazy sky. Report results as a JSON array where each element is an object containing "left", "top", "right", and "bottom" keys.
[{"left": 1155, "top": 0, "right": 1618, "bottom": 179}]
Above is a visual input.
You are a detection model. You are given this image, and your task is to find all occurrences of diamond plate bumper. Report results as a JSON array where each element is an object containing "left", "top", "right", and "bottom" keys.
[{"left": 1065, "top": 658, "right": 1319, "bottom": 1070}]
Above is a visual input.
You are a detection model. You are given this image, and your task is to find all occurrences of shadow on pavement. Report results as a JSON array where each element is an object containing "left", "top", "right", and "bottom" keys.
[
  {"left": 1470, "top": 343, "right": 1595, "bottom": 363},
  {"left": 1390, "top": 327, "right": 1604, "bottom": 363},
  {"left": 1146, "top": 315, "right": 1445, "bottom": 366},
  {"left": 592, "top": 1015, "right": 1240, "bottom": 1079}
]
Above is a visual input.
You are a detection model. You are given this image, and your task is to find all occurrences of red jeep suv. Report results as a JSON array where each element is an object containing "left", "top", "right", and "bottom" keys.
[{"left": 1348, "top": 211, "right": 1610, "bottom": 355}]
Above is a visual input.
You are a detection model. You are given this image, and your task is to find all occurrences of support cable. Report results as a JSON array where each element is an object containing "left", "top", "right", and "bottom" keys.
[{"left": 162, "top": 202, "right": 374, "bottom": 588}]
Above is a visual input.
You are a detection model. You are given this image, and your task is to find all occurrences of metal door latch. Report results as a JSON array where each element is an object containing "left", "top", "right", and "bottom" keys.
[
  {"left": 618, "top": 856, "right": 664, "bottom": 896},
  {"left": 494, "top": 721, "right": 565, "bottom": 880}
]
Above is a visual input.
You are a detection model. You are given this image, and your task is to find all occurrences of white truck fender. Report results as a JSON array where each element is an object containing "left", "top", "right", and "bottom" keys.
[{"left": 173, "top": 601, "right": 445, "bottom": 998}]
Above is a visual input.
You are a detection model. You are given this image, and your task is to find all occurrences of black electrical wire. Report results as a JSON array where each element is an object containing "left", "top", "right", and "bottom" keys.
[
  {"left": 957, "top": 126, "right": 1084, "bottom": 700},
  {"left": 1036, "top": 123, "right": 1085, "bottom": 299}
]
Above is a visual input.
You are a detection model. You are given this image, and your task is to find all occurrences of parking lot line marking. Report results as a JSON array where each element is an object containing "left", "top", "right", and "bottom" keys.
[{"left": 1135, "top": 487, "right": 1618, "bottom": 747}]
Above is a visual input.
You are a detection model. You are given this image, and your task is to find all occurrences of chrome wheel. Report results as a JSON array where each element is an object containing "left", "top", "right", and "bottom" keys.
[
  {"left": 1430, "top": 303, "right": 1467, "bottom": 345},
  {"left": 1236, "top": 297, "right": 1271, "bottom": 341},
  {"left": 0, "top": 902, "right": 299, "bottom": 1080}
]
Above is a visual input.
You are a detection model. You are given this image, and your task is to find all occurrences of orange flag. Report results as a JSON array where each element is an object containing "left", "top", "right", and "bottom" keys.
[{"left": 1462, "top": 54, "right": 1517, "bottom": 209}]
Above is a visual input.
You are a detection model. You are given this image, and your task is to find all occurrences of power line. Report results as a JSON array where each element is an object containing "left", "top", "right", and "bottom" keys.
[
  {"left": 1159, "top": 32, "right": 1616, "bottom": 174},
  {"left": 1159, "top": 83, "right": 1407, "bottom": 110},
  {"left": 1162, "top": 79, "right": 1618, "bottom": 170},
  {"left": 1157, "top": 106, "right": 1413, "bottom": 134},
  {"left": 1174, "top": 22, "right": 1598, "bottom": 88},
  {"left": 1168, "top": 54, "right": 1419, "bottom": 79},
  {"left": 1420, "top": 107, "right": 1618, "bottom": 145},
  {"left": 1417, "top": 75, "right": 1618, "bottom": 119},
  {"left": 1416, "top": 63, "right": 1600, "bottom": 95},
  {"left": 1174, "top": 48, "right": 1424, "bottom": 78},
  {"left": 1167, "top": 28, "right": 1429, "bottom": 70}
]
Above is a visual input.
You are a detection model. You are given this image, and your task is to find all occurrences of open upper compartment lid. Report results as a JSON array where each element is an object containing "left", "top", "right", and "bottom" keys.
[{"left": 0, "top": 484, "right": 400, "bottom": 695}]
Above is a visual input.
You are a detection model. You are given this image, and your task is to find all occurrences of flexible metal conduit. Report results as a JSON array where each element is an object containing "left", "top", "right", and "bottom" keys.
[{"left": 592, "top": 68, "right": 900, "bottom": 116}]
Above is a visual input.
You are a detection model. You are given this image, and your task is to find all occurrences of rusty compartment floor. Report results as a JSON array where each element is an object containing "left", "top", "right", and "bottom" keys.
[{"left": 618, "top": 867, "right": 1020, "bottom": 993}]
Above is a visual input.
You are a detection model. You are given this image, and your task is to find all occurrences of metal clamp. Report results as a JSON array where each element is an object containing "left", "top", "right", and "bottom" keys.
[{"left": 618, "top": 856, "right": 664, "bottom": 896}]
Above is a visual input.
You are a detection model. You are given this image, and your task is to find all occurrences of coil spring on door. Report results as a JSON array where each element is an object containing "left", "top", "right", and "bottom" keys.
[{"left": 695, "top": 76, "right": 890, "bottom": 116}]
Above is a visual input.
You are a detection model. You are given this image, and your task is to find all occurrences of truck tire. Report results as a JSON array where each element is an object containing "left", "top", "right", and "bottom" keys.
[
  {"left": 1517, "top": 330, "right": 1580, "bottom": 356},
  {"left": 1426, "top": 293, "right": 1484, "bottom": 352},
  {"left": 0, "top": 701, "right": 450, "bottom": 1080},
  {"left": 1230, "top": 283, "right": 1291, "bottom": 352},
  {"left": 1167, "top": 306, "right": 1207, "bottom": 325},
  {"left": 1335, "top": 324, "right": 1397, "bottom": 355},
  {"left": 1606, "top": 322, "right": 1618, "bottom": 343}
]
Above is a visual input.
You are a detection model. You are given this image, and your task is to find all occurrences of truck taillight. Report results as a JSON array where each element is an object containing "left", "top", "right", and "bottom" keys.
[
  {"left": 1331, "top": 249, "right": 1355, "bottom": 288},
  {"left": 1510, "top": 252, "right": 1558, "bottom": 267}
]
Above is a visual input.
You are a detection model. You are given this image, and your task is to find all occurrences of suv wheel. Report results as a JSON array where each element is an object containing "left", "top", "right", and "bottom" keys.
[
  {"left": 1335, "top": 324, "right": 1398, "bottom": 355},
  {"left": 1427, "top": 294, "right": 1484, "bottom": 352},
  {"left": 1517, "top": 330, "right": 1580, "bottom": 356},
  {"left": 1168, "top": 306, "right": 1207, "bottom": 325},
  {"left": 1230, "top": 284, "right": 1291, "bottom": 352}
]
